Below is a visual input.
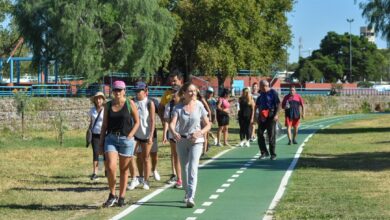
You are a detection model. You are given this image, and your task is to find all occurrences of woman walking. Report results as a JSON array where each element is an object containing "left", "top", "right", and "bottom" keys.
[
  {"left": 238, "top": 88, "right": 255, "bottom": 147},
  {"left": 216, "top": 88, "right": 232, "bottom": 146},
  {"left": 162, "top": 89, "right": 183, "bottom": 188},
  {"left": 99, "top": 80, "right": 140, "bottom": 207},
  {"left": 88, "top": 92, "right": 105, "bottom": 180},
  {"left": 169, "top": 83, "right": 211, "bottom": 208}
]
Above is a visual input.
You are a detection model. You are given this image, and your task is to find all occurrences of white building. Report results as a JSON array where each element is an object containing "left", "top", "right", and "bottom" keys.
[{"left": 360, "top": 26, "right": 375, "bottom": 44}]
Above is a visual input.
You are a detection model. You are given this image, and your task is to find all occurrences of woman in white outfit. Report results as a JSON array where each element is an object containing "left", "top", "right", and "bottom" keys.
[{"left": 169, "top": 83, "right": 211, "bottom": 208}]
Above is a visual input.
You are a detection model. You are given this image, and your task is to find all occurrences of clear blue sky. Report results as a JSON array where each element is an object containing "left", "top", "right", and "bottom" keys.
[{"left": 288, "top": 0, "right": 388, "bottom": 63}]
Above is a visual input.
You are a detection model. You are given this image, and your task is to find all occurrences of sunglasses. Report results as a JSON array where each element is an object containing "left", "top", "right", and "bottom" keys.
[{"left": 113, "top": 88, "right": 123, "bottom": 92}]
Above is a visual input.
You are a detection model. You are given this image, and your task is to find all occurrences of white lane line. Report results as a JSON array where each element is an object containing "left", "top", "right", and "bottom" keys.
[
  {"left": 186, "top": 217, "right": 197, "bottom": 220},
  {"left": 250, "top": 158, "right": 256, "bottom": 161},
  {"left": 244, "top": 163, "right": 251, "bottom": 167},
  {"left": 209, "top": 194, "right": 219, "bottom": 199},
  {"left": 216, "top": 189, "right": 225, "bottom": 193},
  {"left": 194, "top": 209, "right": 205, "bottom": 214},
  {"left": 202, "top": 202, "right": 213, "bottom": 206},
  {"left": 262, "top": 125, "right": 322, "bottom": 220},
  {"left": 232, "top": 174, "right": 240, "bottom": 178},
  {"left": 236, "top": 170, "right": 244, "bottom": 173},
  {"left": 111, "top": 149, "right": 232, "bottom": 220},
  {"left": 227, "top": 179, "right": 235, "bottom": 182},
  {"left": 240, "top": 167, "right": 247, "bottom": 170},
  {"left": 221, "top": 183, "right": 230, "bottom": 187}
]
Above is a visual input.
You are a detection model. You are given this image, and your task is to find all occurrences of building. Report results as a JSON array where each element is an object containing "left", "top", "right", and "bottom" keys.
[{"left": 360, "top": 26, "right": 375, "bottom": 44}]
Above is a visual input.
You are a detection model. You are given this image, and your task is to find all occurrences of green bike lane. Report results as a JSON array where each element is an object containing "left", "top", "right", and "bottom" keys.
[{"left": 113, "top": 114, "right": 366, "bottom": 220}]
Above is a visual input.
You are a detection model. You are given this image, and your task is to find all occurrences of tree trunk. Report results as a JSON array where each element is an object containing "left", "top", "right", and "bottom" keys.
[{"left": 21, "top": 111, "right": 25, "bottom": 139}]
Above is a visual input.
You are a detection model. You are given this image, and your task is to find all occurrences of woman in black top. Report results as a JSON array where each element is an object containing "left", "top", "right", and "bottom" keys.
[
  {"left": 99, "top": 81, "right": 140, "bottom": 207},
  {"left": 238, "top": 88, "right": 255, "bottom": 147}
]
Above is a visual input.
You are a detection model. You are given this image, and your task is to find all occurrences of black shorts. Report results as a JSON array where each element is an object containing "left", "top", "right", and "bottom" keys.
[
  {"left": 217, "top": 113, "right": 230, "bottom": 126},
  {"left": 135, "top": 136, "right": 148, "bottom": 143}
]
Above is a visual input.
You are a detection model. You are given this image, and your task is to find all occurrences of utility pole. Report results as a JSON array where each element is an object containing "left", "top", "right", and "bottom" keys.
[{"left": 347, "top": 18, "right": 354, "bottom": 82}]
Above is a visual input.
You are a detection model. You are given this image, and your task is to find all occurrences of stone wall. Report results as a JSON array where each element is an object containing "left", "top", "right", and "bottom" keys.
[{"left": 1, "top": 95, "right": 389, "bottom": 131}]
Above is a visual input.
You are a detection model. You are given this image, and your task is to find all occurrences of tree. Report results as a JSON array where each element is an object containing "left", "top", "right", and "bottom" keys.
[
  {"left": 161, "top": 0, "right": 292, "bottom": 86},
  {"left": 295, "top": 31, "right": 385, "bottom": 82},
  {"left": 360, "top": 0, "right": 390, "bottom": 42},
  {"left": 14, "top": 0, "right": 176, "bottom": 82},
  {"left": 294, "top": 59, "right": 322, "bottom": 82}
]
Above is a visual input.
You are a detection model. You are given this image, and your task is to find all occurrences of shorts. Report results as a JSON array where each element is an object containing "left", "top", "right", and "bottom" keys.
[
  {"left": 104, "top": 133, "right": 135, "bottom": 157},
  {"left": 136, "top": 137, "right": 158, "bottom": 153},
  {"left": 217, "top": 113, "right": 229, "bottom": 126},
  {"left": 285, "top": 117, "right": 300, "bottom": 127}
]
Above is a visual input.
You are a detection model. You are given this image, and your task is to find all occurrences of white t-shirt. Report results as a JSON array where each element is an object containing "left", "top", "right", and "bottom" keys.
[
  {"left": 134, "top": 98, "right": 151, "bottom": 139},
  {"left": 89, "top": 107, "right": 104, "bottom": 134}
]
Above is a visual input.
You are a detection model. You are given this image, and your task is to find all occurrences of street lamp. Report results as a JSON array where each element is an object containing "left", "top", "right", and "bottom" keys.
[{"left": 347, "top": 18, "right": 354, "bottom": 82}]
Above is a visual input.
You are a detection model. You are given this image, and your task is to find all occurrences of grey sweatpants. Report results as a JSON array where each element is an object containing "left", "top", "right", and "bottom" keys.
[{"left": 176, "top": 139, "right": 203, "bottom": 200}]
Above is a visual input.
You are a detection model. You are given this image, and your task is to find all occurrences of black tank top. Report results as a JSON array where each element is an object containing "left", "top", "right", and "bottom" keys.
[
  {"left": 239, "top": 99, "right": 253, "bottom": 118},
  {"left": 107, "top": 101, "right": 132, "bottom": 136}
]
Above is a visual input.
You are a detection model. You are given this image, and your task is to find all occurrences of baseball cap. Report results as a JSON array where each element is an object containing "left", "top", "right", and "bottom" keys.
[
  {"left": 135, "top": 81, "right": 147, "bottom": 90},
  {"left": 112, "top": 80, "right": 126, "bottom": 90},
  {"left": 206, "top": 86, "right": 214, "bottom": 93}
]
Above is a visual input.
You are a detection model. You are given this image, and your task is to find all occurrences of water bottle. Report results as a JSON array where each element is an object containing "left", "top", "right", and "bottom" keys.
[
  {"left": 98, "top": 155, "right": 104, "bottom": 172},
  {"left": 286, "top": 100, "right": 290, "bottom": 109}
]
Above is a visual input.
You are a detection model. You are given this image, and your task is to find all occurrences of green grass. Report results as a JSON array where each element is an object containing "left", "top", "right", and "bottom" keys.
[
  {"left": 274, "top": 114, "right": 390, "bottom": 219},
  {"left": 0, "top": 121, "right": 243, "bottom": 220}
]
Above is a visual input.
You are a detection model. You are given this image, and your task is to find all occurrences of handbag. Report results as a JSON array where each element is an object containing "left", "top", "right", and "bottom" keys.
[{"left": 86, "top": 109, "right": 103, "bottom": 147}]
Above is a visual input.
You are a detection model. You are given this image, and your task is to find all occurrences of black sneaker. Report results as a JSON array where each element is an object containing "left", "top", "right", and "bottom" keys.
[
  {"left": 293, "top": 139, "right": 298, "bottom": 144},
  {"left": 287, "top": 140, "right": 292, "bottom": 145},
  {"left": 117, "top": 197, "right": 126, "bottom": 207},
  {"left": 103, "top": 193, "right": 118, "bottom": 208},
  {"left": 258, "top": 153, "right": 269, "bottom": 160},
  {"left": 90, "top": 173, "right": 99, "bottom": 181},
  {"left": 166, "top": 174, "right": 177, "bottom": 184},
  {"left": 270, "top": 155, "right": 277, "bottom": 160}
]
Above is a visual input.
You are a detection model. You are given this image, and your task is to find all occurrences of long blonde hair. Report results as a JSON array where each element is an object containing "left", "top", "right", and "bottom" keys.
[{"left": 240, "top": 88, "right": 254, "bottom": 106}]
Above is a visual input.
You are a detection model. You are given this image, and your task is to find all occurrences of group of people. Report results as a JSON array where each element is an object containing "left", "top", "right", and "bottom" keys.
[{"left": 87, "top": 74, "right": 305, "bottom": 209}]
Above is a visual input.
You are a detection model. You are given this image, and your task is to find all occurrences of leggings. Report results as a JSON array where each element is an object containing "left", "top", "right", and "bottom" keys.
[{"left": 239, "top": 116, "right": 251, "bottom": 141}]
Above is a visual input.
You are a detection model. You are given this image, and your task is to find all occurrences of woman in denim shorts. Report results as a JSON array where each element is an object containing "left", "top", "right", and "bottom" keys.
[{"left": 99, "top": 80, "right": 140, "bottom": 207}]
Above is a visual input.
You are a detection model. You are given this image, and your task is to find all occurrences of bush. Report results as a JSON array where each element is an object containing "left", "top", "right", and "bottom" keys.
[{"left": 361, "top": 101, "right": 371, "bottom": 113}]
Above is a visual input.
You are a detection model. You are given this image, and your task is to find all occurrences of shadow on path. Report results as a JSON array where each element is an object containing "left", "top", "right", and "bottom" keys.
[{"left": 0, "top": 203, "right": 99, "bottom": 211}]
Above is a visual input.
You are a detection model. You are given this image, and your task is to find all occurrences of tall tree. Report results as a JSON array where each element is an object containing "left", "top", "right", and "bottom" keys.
[
  {"left": 162, "top": 0, "right": 292, "bottom": 86},
  {"left": 360, "top": 0, "right": 390, "bottom": 42},
  {"left": 14, "top": 0, "right": 176, "bottom": 82}
]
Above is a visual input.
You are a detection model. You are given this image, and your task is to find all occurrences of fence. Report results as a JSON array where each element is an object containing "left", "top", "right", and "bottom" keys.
[{"left": 1, "top": 85, "right": 389, "bottom": 98}]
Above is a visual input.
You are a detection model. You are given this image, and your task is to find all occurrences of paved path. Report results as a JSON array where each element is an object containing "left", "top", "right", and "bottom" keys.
[{"left": 112, "top": 115, "right": 365, "bottom": 220}]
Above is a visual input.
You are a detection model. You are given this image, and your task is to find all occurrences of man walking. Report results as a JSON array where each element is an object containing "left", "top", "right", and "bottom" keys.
[
  {"left": 282, "top": 86, "right": 304, "bottom": 145},
  {"left": 256, "top": 80, "right": 280, "bottom": 160}
]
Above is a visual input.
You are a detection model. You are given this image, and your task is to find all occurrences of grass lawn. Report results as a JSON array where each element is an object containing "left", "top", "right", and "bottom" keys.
[
  {"left": 274, "top": 113, "right": 390, "bottom": 219},
  {"left": 0, "top": 120, "right": 244, "bottom": 220}
]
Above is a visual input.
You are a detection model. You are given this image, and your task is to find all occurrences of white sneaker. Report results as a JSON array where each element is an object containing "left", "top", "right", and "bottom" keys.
[
  {"left": 245, "top": 141, "right": 250, "bottom": 147},
  {"left": 143, "top": 181, "right": 150, "bottom": 190},
  {"left": 239, "top": 141, "right": 244, "bottom": 147},
  {"left": 186, "top": 198, "right": 195, "bottom": 208},
  {"left": 153, "top": 170, "right": 161, "bottom": 181},
  {"left": 127, "top": 178, "right": 140, "bottom": 190}
]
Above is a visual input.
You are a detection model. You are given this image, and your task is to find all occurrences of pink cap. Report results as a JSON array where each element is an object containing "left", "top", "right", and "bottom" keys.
[{"left": 113, "top": 80, "right": 126, "bottom": 90}]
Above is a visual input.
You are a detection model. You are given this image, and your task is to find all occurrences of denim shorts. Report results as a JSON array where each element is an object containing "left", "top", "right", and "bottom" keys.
[{"left": 104, "top": 133, "right": 135, "bottom": 157}]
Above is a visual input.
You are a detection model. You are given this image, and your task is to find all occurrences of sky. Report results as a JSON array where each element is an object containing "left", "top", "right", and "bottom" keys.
[{"left": 287, "top": 0, "right": 388, "bottom": 63}]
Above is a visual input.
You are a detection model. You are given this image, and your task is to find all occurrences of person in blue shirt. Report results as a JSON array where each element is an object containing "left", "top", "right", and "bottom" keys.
[{"left": 255, "top": 80, "right": 280, "bottom": 160}]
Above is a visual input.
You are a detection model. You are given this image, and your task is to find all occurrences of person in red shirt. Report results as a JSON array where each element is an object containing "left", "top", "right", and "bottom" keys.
[{"left": 281, "top": 86, "right": 305, "bottom": 145}]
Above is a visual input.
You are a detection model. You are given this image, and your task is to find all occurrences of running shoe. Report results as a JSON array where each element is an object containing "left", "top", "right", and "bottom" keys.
[
  {"left": 127, "top": 178, "right": 140, "bottom": 190},
  {"left": 90, "top": 173, "right": 99, "bottom": 181},
  {"left": 270, "top": 155, "right": 277, "bottom": 160},
  {"left": 143, "top": 181, "right": 150, "bottom": 190},
  {"left": 175, "top": 179, "right": 183, "bottom": 189},
  {"left": 117, "top": 197, "right": 126, "bottom": 207},
  {"left": 153, "top": 170, "right": 161, "bottom": 181},
  {"left": 293, "top": 139, "right": 298, "bottom": 144},
  {"left": 245, "top": 141, "right": 250, "bottom": 147},
  {"left": 288, "top": 140, "right": 292, "bottom": 145},
  {"left": 186, "top": 198, "right": 195, "bottom": 208},
  {"left": 103, "top": 193, "right": 117, "bottom": 208},
  {"left": 166, "top": 174, "right": 177, "bottom": 184},
  {"left": 239, "top": 141, "right": 245, "bottom": 147},
  {"left": 258, "top": 152, "right": 270, "bottom": 160}
]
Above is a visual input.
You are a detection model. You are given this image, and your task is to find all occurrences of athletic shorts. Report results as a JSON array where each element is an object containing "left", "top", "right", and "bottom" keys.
[
  {"left": 136, "top": 137, "right": 158, "bottom": 153},
  {"left": 217, "top": 113, "right": 229, "bottom": 126},
  {"left": 285, "top": 117, "right": 300, "bottom": 127},
  {"left": 104, "top": 133, "right": 135, "bottom": 157}
]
